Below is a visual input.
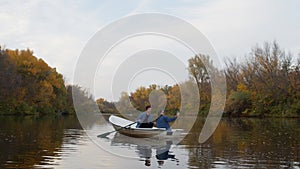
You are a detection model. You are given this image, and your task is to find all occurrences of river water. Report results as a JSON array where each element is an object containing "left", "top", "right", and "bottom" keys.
[{"left": 0, "top": 115, "right": 299, "bottom": 169}]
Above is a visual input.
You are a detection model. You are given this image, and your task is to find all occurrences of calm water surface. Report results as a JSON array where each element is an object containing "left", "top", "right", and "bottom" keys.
[{"left": 0, "top": 116, "right": 299, "bottom": 169}]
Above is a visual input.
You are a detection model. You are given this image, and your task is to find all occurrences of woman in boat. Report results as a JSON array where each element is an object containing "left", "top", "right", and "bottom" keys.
[
  {"left": 136, "top": 105, "right": 154, "bottom": 128},
  {"left": 156, "top": 110, "right": 180, "bottom": 131}
]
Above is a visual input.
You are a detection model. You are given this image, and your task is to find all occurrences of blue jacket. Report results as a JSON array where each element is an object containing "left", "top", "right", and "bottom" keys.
[{"left": 156, "top": 115, "right": 177, "bottom": 130}]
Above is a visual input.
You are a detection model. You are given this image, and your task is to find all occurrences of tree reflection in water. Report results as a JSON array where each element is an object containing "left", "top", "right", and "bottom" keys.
[
  {"left": 182, "top": 117, "right": 300, "bottom": 169},
  {"left": 0, "top": 115, "right": 82, "bottom": 169},
  {"left": 2, "top": 115, "right": 300, "bottom": 168}
]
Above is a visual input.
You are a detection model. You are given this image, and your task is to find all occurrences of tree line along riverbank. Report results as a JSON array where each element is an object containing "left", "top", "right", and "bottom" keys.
[{"left": 1, "top": 41, "right": 300, "bottom": 117}]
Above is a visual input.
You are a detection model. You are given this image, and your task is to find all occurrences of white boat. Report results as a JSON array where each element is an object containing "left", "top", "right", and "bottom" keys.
[{"left": 109, "top": 115, "right": 184, "bottom": 138}]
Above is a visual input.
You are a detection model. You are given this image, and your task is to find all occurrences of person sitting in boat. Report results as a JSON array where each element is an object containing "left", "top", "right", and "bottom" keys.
[
  {"left": 156, "top": 110, "right": 179, "bottom": 131},
  {"left": 136, "top": 105, "right": 154, "bottom": 128}
]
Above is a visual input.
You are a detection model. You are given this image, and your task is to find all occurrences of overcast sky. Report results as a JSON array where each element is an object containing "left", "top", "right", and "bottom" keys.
[{"left": 1, "top": 0, "right": 299, "bottom": 100}]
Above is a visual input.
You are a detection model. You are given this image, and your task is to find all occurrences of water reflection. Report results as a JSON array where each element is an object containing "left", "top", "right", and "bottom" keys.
[
  {"left": 0, "top": 115, "right": 82, "bottom": 169},
  {"left": 155, "top": 141, "right": 179, "bottom": 168},
  {"left": 183, "top": 117, "right": 300, "bottom": 169},
  {"left": 1, "top": 116, "right": 300, "bottom": 169},
  {"left": 109, "top": 132, "right": 180, "bottom": 167},
  {"left": 136, "top": 145, "right": 152, "bottom": 166}
]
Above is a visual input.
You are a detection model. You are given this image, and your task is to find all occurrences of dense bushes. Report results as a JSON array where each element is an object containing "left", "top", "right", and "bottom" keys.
[{"left": 0, "top": 48, "right": 75, "bottom": 115}]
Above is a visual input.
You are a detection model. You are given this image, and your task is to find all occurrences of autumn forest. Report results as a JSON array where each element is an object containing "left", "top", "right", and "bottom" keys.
[{"left": 1, "top": 41, "right": 300, "bottom": 117}]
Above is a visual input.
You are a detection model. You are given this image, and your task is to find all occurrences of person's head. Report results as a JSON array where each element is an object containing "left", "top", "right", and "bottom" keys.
[{"left": 145, "top": 105, "right": 151, "bottom": 112}]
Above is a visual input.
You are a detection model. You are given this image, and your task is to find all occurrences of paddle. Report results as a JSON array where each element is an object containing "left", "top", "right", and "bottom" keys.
[{"left": 97, "top": 114, "right": 163, "bottom": 138}]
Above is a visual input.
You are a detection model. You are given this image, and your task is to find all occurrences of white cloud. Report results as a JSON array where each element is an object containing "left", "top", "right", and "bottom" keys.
[{"left": 169, "top": 0, "right": 300, "bottom": 59}]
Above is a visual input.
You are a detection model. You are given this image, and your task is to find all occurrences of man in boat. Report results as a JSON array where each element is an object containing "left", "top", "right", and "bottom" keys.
[
  {"left": 136, "top": 105, "right": 154, "bottom": 128},
  {"left": 156, "top": 110, "right": 180, "bottom": 131}
]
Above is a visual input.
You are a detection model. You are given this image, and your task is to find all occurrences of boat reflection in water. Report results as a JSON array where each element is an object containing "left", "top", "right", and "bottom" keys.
[
  {"left": 136, "top": 145, "right": 152, "bottom": 166},
  {"left": 155, "top": 140, "right": 179, "bottom": 167},
  {"left": 136, "top": 141, "right": 179, "bottom": 167},
  {"left": 110, "top": 132, "right": 180, "bottom": 167}
]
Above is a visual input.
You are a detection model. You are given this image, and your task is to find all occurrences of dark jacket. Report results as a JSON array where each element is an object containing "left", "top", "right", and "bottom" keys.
[{"left": 156, "top": 115, "right": 177, "bottom": 130}]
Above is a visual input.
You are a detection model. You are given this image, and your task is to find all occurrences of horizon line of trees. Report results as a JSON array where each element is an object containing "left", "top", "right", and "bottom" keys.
[
  {"left": 1, "top": 41, "right": 299, "bottom": 117},
  {"left": 98, "top": 41, "right": 300, "bottom": 117}
]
